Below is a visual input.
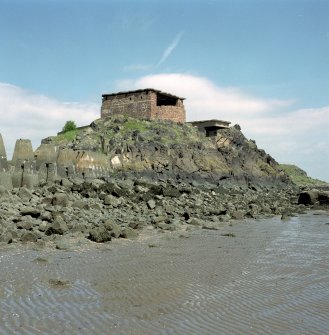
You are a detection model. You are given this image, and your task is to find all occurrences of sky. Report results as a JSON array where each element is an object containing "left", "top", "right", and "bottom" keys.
[{"left": 0, "top": 0, "right": 328, "bottom": 181}]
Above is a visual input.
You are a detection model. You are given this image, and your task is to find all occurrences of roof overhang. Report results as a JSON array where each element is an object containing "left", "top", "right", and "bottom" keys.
[
  {"left": 102, "top": 88, "right": 185, "bottom": 100},
  {"left": 188, "top": 119, "right": 231, "bottom": 128}
]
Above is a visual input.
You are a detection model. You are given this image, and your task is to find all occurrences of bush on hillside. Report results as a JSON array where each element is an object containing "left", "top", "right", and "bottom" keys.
[{"left": 62, "top": 121, "right": 77, "bottom": 133}]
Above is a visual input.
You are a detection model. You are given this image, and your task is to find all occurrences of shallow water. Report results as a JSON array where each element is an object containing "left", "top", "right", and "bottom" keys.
[{"left": 0, "top": 211, "right": 328, "bottom": 334}]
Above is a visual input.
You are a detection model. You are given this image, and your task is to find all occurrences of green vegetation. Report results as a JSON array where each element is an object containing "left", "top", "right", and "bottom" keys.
[
  {"left": 62, "top": 120, "right": 77, "bottom": 133},
  {"left": 122, "top": 119, "right": 149, "bottom": 133},
  {"left": 49, "top": 116, "right": 209, "bottom": 155},
  {"left": 279, "top": 164, "right": 328, "bottom": 186},
  {"left": 60, "top": 129, "right": 78, "bottom": 141},
  {"left": 118, "top": 117, "right": 200, "bottom": 145}
]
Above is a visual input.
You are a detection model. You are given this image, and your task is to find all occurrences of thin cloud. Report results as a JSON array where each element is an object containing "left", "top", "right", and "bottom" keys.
[
  {"left": 123, "top": 31, "right": 184, "bottom": 72},
  {"left": 157, "top": 31, "right": 184, "bottom": 66}
]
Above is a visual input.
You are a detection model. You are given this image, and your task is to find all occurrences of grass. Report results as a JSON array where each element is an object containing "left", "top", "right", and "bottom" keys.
[
  {"left": 54, "top": 129, "right": 79, "bottom": 144},
  {"left": 122, "top": 119, "right": 149, "bottom": 133},
  {"left": 279, "top": 164, "right": 328, "bottom": 186}
]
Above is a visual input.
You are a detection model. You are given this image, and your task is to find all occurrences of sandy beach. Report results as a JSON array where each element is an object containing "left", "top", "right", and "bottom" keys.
[{"left": 0, "top": 211, "right": 328, "bottom": 335}]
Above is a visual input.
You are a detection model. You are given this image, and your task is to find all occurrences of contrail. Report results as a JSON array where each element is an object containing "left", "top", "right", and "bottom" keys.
[{"left": 157, "top": 31, "right": 184, "bottom": 66}]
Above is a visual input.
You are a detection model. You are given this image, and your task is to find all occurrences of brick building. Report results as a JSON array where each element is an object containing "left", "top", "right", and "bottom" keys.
[{"left": 101, "top": 89, "right": 186, "bottom": 123}]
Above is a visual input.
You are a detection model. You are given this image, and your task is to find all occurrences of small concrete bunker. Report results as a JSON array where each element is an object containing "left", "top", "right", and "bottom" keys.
[{"left": 189, "top": 119, "right": 231, "bottom": 137}]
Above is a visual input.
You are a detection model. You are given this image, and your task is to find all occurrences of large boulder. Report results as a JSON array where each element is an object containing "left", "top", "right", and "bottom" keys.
[
  {"left": 45, "top": 216, "right": 68, "bottom": 235},
  {"left": 88, "top": 227, "right": 112, "bottom": 243}
]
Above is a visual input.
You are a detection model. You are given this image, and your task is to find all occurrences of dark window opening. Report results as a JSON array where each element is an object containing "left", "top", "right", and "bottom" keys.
[
  {"left": 205, "top": 126, "right": 219, "bottom": 137},
  {"left": 156, "top": 93, "right": 178, "bottom": 106}
]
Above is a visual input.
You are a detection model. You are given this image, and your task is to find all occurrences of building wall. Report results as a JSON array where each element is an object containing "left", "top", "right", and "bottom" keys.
[
  {"left": 101, "top": 90, "right": 186, "bottom": 123},
  {"left": 151, "top": 105, "right": 186, "bottom": 123},
  {"left": 101, "top": 91, "right": 153, "bottom": 120}
]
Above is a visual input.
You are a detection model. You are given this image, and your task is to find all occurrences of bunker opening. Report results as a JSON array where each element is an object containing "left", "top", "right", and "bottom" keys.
[{"left": 156, "top": 93, "right": 178, "bottom": 106}]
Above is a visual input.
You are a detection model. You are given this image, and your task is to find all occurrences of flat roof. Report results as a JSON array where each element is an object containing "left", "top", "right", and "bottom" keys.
[
  {"left": 189, "top": 119, "right": 231, "bottom": 127},
  {"left": 102, "top": 88, "right": 185, "bottom": 100}
]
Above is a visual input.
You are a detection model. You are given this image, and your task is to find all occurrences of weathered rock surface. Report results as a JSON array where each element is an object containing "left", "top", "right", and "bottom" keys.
[
  {"left": 0, "top": 116, "right": 326, "bottom": 247},
  {"left": 0, "top": 116, "right": 294, "bottom": 189},
  {"left": 0, "top": 174, "right": 305, "bottom": 247}
]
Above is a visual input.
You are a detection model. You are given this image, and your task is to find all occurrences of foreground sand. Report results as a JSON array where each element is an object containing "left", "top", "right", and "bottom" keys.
[{"left": 0, "top": 211, "right": 328, "bottom": 334}]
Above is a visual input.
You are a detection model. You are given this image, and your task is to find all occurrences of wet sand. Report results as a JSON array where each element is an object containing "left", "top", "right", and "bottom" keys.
[{"left": 0, "top": 211, "right": 329, "bottom": 335}]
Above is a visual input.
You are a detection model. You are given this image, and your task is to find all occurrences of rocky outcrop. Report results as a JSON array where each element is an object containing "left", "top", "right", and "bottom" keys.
[
  {"left": 37, "top": 116, "right": 291, "bottom": 188},
  {"left": 1, "top": 116, "right": 312, "bottom": 247},
  {"left": 1, "top": 116, "right": 292, "bottom": 190}
]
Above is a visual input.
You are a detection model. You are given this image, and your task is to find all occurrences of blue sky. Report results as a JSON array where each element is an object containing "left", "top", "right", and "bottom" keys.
[{"left": 0, "top": 0, "right": 328, "bottom": 181}]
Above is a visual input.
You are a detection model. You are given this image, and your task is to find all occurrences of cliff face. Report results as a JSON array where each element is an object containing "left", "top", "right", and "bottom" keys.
[
  {"left": 0, "top": 115, "right": 292, "bottom": 190},
  {"left": 39, "top": 116, "right": 289, "bottom": 187},
  {"left": 0, "top": 117, "right": 303, "bottom": 247}
]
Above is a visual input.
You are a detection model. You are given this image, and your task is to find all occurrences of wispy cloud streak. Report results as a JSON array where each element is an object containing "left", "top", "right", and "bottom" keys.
[
  {"left": 123, "top": 31, "right": 184, "bottom": 72},
  {"left": 157, "top": 31, "right": 184, "bottom": 66}
]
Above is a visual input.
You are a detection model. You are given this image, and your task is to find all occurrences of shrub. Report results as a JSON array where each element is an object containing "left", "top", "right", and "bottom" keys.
[{"left": 62, "top": 120, "right": 77, "bottom": 133}]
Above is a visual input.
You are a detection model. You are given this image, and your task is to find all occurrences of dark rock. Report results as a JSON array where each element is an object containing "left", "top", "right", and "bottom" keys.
[
  {"left": 231, "top": 210, "right": 245, "bottom": 220},
  {"left": 104, "top": 219, "right": 122, "bottom": 238},
  {"left": 104, "top": 194, "right": 122, "bottom": 207},
  {"left": 48, "top": 278, "right": 70, "bottom": 288},
  {"left": 20, "top": 231, "right": 38, "bottom": 243},
  {"left": 41, "top": 196, "right": 53, "bottom": 206},
  {"left": 162, "top": 186, "right": 181, "bottom": 198},
  {"left": 188, "top": 218, "right": 202, "bottom": 226},
  {"left": 183, "top": 211, "right": 191, "bottom": 220},
  {"left": 88, "top": 227, "right": 112, "bottom": 243},
  {"left": 53, "top": 192, "right": 69, "bottom": 207},
  {"left": 202, "top": 222, "right": 222, "bottom": 230},
  {"left": 318, "top": 191, "right": 329, "bottom": 205},
  {"left": 45, "top": 217, "right": 68, "bottom": 235},
  {"left": 155, "top": 221, "right": 178, "bottom": 231},
  {"left": 72, "top": 200, "right": 90, "bottom": 210},
  {"left": 60, "top": 178, "right": 73, "bottom": 188},
  {"left": 120, "top": 227, "right": 138, "bottom": 239},
  {"left": 20, "top": 206, "right": 41, "bottom": 218},
  {"left": 18, "top": 187, "right": 33, "bottom": 202},
  {"left": 221, "top": 233, "right": 236, "bottom": 237},
  {"left": 128, "top": 220, "right": 145, "bottom": 230},
  {"left": 40, "top": 211, "right": 52, "bottom": 221},
  {"left": 16, "top": 219, "right": 33, "bottom": 230},
  {"left": 0, "top": 231, "right": 13, "bottom": 244},
  {"left": 90, "top": 179, "right": 106, "bottom": 190}
]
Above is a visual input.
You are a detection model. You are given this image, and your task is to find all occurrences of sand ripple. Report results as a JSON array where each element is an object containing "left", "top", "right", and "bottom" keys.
[{"left": 0, "top": 212, "right": 328, "bottom": 334}]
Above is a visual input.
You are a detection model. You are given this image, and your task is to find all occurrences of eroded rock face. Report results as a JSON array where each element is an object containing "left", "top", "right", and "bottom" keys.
[
  {"left": 1, "top": 117, "right": 315, "bottom": 248},
  {"left": 0, "top": 116, "right": 294, "bottom": 190}
]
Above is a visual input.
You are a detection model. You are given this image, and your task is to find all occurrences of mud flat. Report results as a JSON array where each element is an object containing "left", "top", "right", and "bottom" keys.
[{"left": 0, "top": 211, "right": 329, "bottom": 335}]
